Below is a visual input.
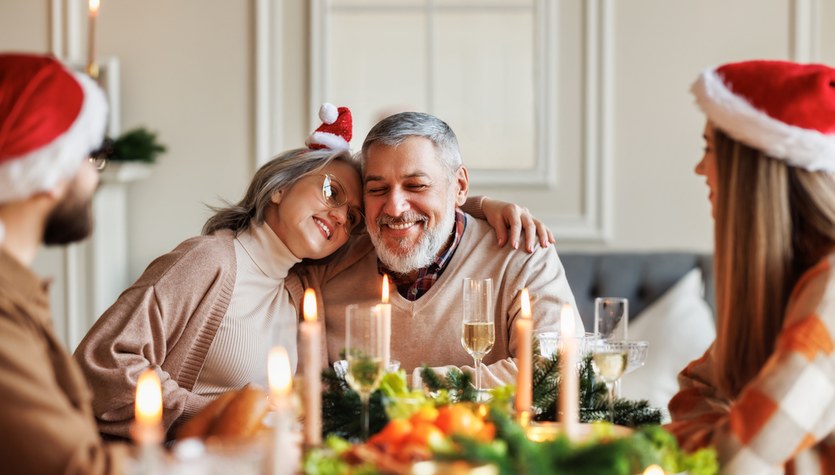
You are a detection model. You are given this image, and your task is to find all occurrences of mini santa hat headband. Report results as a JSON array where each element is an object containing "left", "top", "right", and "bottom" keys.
[
  {"left": 691, "top": 60, "right": 835, "bottom": 173},
  {"left": 306, "top": 102, "right": 352, "bottom": 152},
  {"left": 0, "top": 53, "right": 108, "bottom": 203}
]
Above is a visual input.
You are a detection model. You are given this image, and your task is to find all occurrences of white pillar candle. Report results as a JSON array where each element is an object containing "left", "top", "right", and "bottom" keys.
[
  {"left": 300, "top": 289, "right": 321, "bottom": 447},
  {"left": 268, "top": 347, "right": 294, "bottom": 475},
  {"left": 87, "top": 0, "right": 100, "bottom": 78},
  {"left": 379, "top": 275, "right": 392, "bottom": 369},
  {"left": 515, "top": 288, "right": 532, "bottom": 422},
  {"left": 131, "top": 368, "right": 163, "bottom": 474},
  {"left": 559, "top": 304, "right": 579, "bottom": 440}
]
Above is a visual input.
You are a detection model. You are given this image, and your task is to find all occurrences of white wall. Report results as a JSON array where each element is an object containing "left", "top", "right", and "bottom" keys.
[{"left": 1, "top": 0, "right": 833, "bottom": 348}]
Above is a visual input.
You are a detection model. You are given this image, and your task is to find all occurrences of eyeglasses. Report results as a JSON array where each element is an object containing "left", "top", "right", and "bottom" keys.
[
  {"left": 88, "top": 137, "right": 113, "bottom": 172},
  {"left": 88, "top": 155, "right": 108, "bottom": 171},
  {"left": 315, "top": 173, "right": 364, "bottom": 234}
]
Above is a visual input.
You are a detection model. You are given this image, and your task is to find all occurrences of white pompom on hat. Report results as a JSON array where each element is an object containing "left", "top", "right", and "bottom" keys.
[
  {"left": 0, "top": 53, "right": 109, "bottom": 203},
  {"left": 305, "top": 103, "right": 352, "bottom": 152},
  {"left": 691, "top": 59, "right": 835, "bottom": 173}
]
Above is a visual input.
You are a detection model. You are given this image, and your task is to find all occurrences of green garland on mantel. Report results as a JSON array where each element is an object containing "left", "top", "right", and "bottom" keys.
[{"left": 322, "top": 352, "right": 662, "bottom": 440}]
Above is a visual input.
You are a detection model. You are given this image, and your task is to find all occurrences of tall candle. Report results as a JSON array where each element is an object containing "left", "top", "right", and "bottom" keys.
[
  {"left": 268, "top": 347, "right": 293, "bottom": 475},
  {"left": 133, "top": 368, "right": 163, "bottom": 445},
  {"left": 515, "top": 288, "right": 533, "bottom": 423},
  {"left": 300, "top": 288, "right": 322, "bottom": 447},
  {"left": 559, "top": 304, "right": 578, "bottom": 440},
  {"left": 379, "top": 275, "right": 392, "bottom": 369},
  {"left": 87, "top": 0, "right": 100, "bottom": 78}
]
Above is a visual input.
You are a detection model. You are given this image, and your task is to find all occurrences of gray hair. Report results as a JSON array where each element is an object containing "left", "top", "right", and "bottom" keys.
[
  {"left": 359, "top": 112, "right": 462, "bottom": 174},
  {"left": 202, "top": 148, "right": 357, "bottom": 235}
]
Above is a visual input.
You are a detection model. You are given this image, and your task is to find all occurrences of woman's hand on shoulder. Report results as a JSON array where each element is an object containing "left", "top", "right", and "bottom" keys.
[{"left": 481, "top": 197, "right": 555, "bottom": 252}]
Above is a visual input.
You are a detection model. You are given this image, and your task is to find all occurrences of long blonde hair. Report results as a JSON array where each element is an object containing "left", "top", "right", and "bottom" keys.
[{"left": 712, "top": 129, "right": 835, "bottom": 397}]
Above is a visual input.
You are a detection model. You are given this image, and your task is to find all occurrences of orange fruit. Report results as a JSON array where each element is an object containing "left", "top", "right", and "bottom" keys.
[
  {"left": 409, "top": 405, "right": 439, "bottom": 425},
  {"left": 475, "top": 422, "right": 496, "bottom": 442},
  {"left": 369, "top": 419, "right": 413, "bottom": 445},
  {"left": 434, "top": 404, "right": 480, "bottom": 437},
  {"left": 407, "top": 421, "right": 446, "bottom": 448}
]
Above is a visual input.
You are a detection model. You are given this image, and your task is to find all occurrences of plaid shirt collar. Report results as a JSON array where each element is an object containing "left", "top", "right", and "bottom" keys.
[{"left": 378, "top": 209, "right": 467, "bottom": 301}]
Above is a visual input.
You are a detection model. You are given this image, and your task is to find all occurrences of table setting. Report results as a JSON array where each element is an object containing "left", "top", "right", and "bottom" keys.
[{"left": 122, "top": 278, "right": 718, "bottom": 475}]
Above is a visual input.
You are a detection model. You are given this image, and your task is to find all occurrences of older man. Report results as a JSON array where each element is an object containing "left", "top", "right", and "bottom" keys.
[
  {"left": 313, "top": 112, "right": 581, "bottom": 386},
  {"left": 0, "top": 54, "right": 126, "bottom": 473}
]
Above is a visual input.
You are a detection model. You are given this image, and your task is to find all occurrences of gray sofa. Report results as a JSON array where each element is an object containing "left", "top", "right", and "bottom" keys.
[{"left": 559, "top": 252, "right": 714, "bottom": 332}]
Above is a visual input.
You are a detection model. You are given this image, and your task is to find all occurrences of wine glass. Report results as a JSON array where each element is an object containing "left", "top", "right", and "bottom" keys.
[
  {"left": 344, "top": 304, "right": 384, "bottom": 441},
  {"left": 461, "top": 278, "right": 495, "bottom": 396},
  {"left": 590, "top": 340, "right": 628, "bottom": 423},
  {"left": 594, "top": 297, "right": 629, "bottom": 341}
]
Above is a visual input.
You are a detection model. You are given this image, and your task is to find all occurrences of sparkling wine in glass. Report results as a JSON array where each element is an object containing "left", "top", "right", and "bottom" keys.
[
  {"left": 591, "top": 341, "right": 628, "bottom": 423},
  {"left": 344, "top": 304, "right": 384, "bottom": 441},
  {"left": 462, "top": 278, "right": 494, "bottom": 395}
]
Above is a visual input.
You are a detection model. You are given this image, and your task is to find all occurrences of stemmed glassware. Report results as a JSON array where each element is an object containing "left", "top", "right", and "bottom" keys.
[
  {"left": 594, "top": 297, "right": 628, "bottom": 341},
  {"left": 590, "top": 340, "right": 629, "bottom": 423},
  {"left": 344, "top": 304, "right": 384, "bottom": 441},
  {"left": 461, "top": 278, "right": 495, "bottom": 395}
]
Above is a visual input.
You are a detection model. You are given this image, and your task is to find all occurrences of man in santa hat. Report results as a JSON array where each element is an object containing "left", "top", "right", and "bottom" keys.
[{"left": 0, "top": 53, "right": 127, "bottom": 473}]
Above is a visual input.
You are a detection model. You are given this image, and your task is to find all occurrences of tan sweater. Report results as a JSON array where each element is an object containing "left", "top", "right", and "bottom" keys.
[
  {"left": 73, "top": 229, "right": 306, "bottom": 438},
  {"left": 0, "top": 249, "right": 127, "bottom": 474},
  {"left": 306, "top": 213, "right": 581, "bottom": 387}
]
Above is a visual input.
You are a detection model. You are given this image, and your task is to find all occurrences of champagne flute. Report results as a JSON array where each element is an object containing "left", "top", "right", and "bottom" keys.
[
  {"left": 344, "top": 304, "right": 384, "bottom": 441},
  {"left": 595, "top": 297, "right": 628, "bottom": 398},
  {"left": 461, "top": 278, "right": 495, "bottom": 396},
  {"left": 590, "top": 340, "right": 628, "bottom": 423},
  {"left": 594, "top": 297, "right": 629, "bottom": 341}
]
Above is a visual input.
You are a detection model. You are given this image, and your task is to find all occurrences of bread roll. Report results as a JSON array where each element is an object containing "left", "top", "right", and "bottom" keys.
[
  {"left": 177, "top": 390, "right": 237, "bottom": 439},
  {"left": 208, "top": 385, "right": 269, "bottom": 438}
]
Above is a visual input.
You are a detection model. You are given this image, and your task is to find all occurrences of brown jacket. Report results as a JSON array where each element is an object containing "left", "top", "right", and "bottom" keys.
[{"left": 0, "top": 249, "right": 127, "bottom": 474}]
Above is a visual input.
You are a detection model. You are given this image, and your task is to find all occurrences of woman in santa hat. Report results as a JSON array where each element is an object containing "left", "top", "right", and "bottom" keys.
[{"left": 667, "top": 60, "right": 835, "bottom": 473}]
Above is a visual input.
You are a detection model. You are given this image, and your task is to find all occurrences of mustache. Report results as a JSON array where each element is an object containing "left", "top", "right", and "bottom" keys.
[{"left": 377, "top": 211, "right": 429, "bottom": 226}]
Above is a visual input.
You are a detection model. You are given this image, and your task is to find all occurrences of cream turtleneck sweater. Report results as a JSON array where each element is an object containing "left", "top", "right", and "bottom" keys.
[{"left": 192, "top": 222, "right": 301, "bottom": 396}]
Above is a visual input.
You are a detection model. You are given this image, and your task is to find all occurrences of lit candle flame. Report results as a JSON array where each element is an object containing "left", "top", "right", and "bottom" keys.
[
  {"left": 89, "top": 0, "right": 100, "bottom": 14},
  {"left": 642, "top": 465, "right": 665, "bottom": 475},
  {"left": 268, "top": 347, "right": 292, "bottom": 396},
  {"left": 382, "top": 275, "right": 390, "bottom": 304},
  {"left": 560, "top": 304, "right": 575, "bottom": 337},
  {"left": 303, "top": 288, "right": 317, "bottom": 322},
  {"left": 135, "top": 369, "right": 162, "bottom": 426},
  {"left": 520, "top": 288, "right": 531, "bottom": 319}
]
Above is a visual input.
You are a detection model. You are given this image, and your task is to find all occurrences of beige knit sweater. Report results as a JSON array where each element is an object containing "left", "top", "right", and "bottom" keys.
[{"left": 305, "top": 213, "right": 581, "bottom": 387}]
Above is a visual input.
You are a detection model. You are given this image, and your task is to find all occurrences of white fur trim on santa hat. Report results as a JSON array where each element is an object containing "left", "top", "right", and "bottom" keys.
[
  {"left": 305, "top": 131, "right": 350, "bottom": 152},
  {"left": 692, "top": 68, "right": 835, "bottom": 173},
  {"left": 319, "top": 103, "right": 338, "bottom": 124},
  {"left": 0, "top": 71, "right": 108, "bottom": 203}
]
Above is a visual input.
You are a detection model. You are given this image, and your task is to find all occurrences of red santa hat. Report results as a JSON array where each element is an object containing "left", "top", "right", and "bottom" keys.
[
  {"left": 0, "top": 53, "right": 108, "bottom": 203},
  {"left": 305, "top": 103, "right": 352, "bottom": 151},
  {"left": 691, "top": 60, "right": 835, "bottom": 173}
]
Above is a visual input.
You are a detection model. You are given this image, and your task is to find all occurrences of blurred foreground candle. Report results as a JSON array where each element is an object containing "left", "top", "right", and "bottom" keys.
[
  {"left": 642, "top": 464, "right": 665, "bottom": 475},
  {"left": 133, "top": 368, "right": 163, "bottom": 445},
  {"left": 132, "top": 368, "right": 163, "bottom": 474},
  {"left": 87, "top": 0, "right": 100, "bottom": 78},
  {"left": 559, "top": 304, "right": 578, "bottom": 440},
  {"left": 515, "top": 288, "right": 532, "bottom": 423},
  {"left": 379, "top": 275, "right": 392, "bottom": 368},
  {"left": 268, "top": 347, "right": 293, "bottom": 475},
  {"left": 301, "top": 289, "right": 322, "bottom": 447}
]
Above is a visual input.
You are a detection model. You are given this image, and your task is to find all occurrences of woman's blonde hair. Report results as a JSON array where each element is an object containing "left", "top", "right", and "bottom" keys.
[
  {"left": 202, "top": 148, "right": 358, "bottom": 235},
  {"left": 712, "top": 129, "right": 835, "bottom": 397}
]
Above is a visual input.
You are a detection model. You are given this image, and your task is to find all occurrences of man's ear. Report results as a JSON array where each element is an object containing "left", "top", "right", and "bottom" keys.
[{"left": 454, "top": 165, "right": 469, "bottom": 206}]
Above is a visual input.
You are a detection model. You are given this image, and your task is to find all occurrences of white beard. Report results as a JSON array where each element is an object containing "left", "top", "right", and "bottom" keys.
[{"left": 369, "top": 205, "right": 457, "bottom": 275}]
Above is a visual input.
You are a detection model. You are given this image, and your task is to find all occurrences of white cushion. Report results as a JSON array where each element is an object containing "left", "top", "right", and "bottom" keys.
[{"left": 619, "top": 268, "right": 716, "bottom": 420}]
